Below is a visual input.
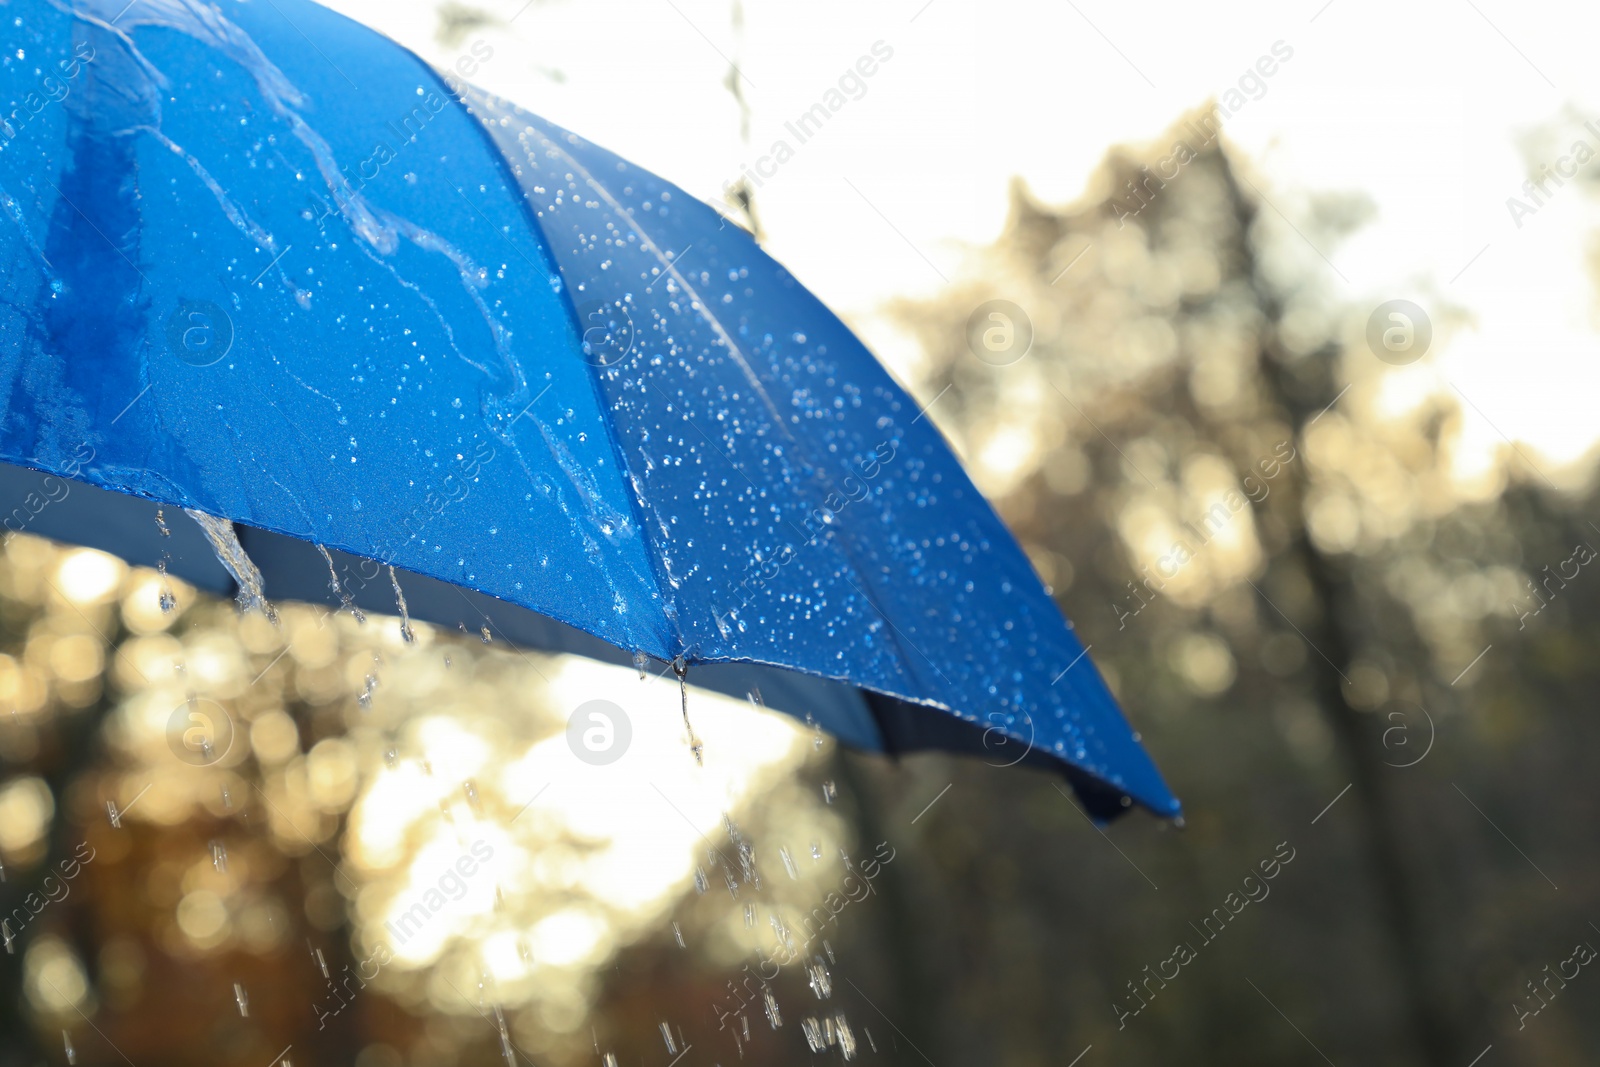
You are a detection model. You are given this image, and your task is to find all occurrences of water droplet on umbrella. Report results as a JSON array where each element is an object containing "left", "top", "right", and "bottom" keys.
[
  {"left": 780, "top": 846, "right": 798, "bottom": 880},
  {"left": 233, "top": 981, "right": 249, "bottom": 1017},
  {"left": 388, "top": 566, "right": 415, "bottom": 642}
]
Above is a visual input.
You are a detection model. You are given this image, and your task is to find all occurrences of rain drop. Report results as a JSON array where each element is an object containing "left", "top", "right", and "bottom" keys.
[
  {"left": 658, "top": 1022, "right": 677, "bottom": 1055},
  {"left": 479, "top": 625, "right": 492, "bottom": 644},
  {"left": 62, "top": 1031, "right": 75, "bottom": 1065},
  {"left": 187, "top": 510, "right": 278, "bottom": 624},
  {"left": 780, "top": 846, "right": 798, "bottom": 880},
  {"left": 493, "top": 1004, "right": 514, "bottom": 1067},
  {"left": 821, "top": 780, "right": 837, "bottom": 804},
  {"left": 672, "top": 656, "right": 703, "bottom": 766},
  {"left": 807, "top": 957, "right": 832, "bottom": 999},
  {"left": 316, "top": 544, "right": 365, "bottom": 622},
  {"left": 633, "top": 650, "right": 649, "bottom": 679},
  {"left": 106, "top": 800, "right": 121, "bottom": 829},
  {"left": 384, "top": 746, "right": 398, "bottom": 768},
  {"left": 693, "top": 867, "right": 708, "bottom": 895},
  {"left": 158, "top": 564, "right": 177, "bottom": 614},
  {"left": 210, "top": 840, "right": 228, "bottom": 872},
  {"left": 388, "top": 566, "right": 415, "bottom": 642},
  {"left": 762, "top": 985, "right": 782, "bottom": 1029},
  {"left": 835, "top": 1014, "right": 858, "bottom": 1059},
  {"left": 233, "top": 981, "right": 249, "bottom": 1017},
  {"left": 602, "top": 1056, "right": 618, "bottom": 1067},
  {"left": 744, "top": 902, "right": 756, "bottom": 927},
  {"left": 672, "top": 921, "right": 685, "bottom": 948},
  {"left": 2, "top": 919, "right": 12, "bottom": 954}
]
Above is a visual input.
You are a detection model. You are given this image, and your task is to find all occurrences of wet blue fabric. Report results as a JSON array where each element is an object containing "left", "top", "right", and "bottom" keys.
[{"left": 0, "top": 0, "right": 1178, "bottom": 817}]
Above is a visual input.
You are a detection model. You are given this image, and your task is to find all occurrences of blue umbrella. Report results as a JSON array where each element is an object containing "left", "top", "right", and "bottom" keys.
[{"left": 0, "top": 0, "right": 1177, "bottom": 819}]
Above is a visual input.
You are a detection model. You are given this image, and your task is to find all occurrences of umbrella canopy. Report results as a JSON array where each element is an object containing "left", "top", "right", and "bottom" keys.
[{"left": 0, "top": 0, "right": 1178, "bottom": 818}]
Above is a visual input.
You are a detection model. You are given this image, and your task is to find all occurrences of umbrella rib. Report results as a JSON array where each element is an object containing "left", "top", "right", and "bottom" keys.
[
  {"left": 43, "top": 178, "right": 150, "bottom": 284},
  {"left": 524, "top": 129, "right": 789, "bottom": 432},
  {"left": 648, "top": 380, "right": 938, "bottom": 692},
  {"left": 444, "top": 179, "right": 552, "bottom": 284},
  {"left": 522, "top": 126, "right": 939, "bottom": 680},
  {"left": 842, "top": 575, "right": 951, "bottom": 686}
]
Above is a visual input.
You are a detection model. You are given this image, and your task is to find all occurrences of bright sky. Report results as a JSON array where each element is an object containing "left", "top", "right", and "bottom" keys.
[{"left": 320, "top": 0, "right": 1600, "bottom": 478}]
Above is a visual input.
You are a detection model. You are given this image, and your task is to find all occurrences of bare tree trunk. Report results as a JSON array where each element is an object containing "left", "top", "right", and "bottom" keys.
[{"left": 1215, "top": 161, "right": 1462, "bottom": 1065}]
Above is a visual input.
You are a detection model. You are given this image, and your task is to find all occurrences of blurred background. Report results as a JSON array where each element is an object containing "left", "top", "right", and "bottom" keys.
[{"left": 3, "top": 0, "right": 1599, "bottom": 1064}]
